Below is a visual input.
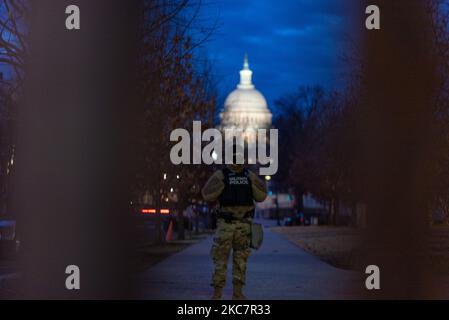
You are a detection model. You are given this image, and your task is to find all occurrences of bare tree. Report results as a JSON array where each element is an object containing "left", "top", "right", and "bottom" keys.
[
  {"left": 135, "top": 0, "right": 217, "bottom": 241},
  {"left": 0, "top": 0, "right": 28, "bottom": 216},
  {"left": 274, "top": 84, "right": 362, "bottom": 226},
  {"left": 0, "top": 0, "right": 28, "bottom": 91}
]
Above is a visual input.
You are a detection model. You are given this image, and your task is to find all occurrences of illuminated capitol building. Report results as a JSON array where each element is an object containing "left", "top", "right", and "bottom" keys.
[{"left": 219, "top": 55, "right": 272, "bottom": 142}]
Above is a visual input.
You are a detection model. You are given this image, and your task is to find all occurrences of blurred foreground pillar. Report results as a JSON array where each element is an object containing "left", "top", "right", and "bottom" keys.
[
  {"left": 12, "top": 1, "right": 140, "bottom": 298},
  {"left": 359, "top": 0, "right": 436, "bottom": 298}
]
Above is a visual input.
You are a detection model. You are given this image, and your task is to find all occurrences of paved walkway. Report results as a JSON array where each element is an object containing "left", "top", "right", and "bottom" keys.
[{"left": 139, "top": 220, "right": 362, "bottom": 300}]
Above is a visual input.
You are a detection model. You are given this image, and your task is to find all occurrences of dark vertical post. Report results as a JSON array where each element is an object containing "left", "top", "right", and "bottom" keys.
[
  {"left": 359, "top": 0, "right": 436, "bottom": 298},
  {"left": 13, "top": 0, "right": 140, "bottom": 298}
]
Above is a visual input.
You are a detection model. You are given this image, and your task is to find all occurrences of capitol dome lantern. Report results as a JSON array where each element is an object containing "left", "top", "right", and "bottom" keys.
[{"left": 219, "top": 55, "right": 272, "bottom": 141}]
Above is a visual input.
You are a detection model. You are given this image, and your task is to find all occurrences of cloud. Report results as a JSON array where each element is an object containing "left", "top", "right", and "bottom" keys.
[
  {"left": 274, "top": 27, "right": 313, "bottom": 37},
  {"left": 199, "top": 0, "right": 356, "bottom": 109}
]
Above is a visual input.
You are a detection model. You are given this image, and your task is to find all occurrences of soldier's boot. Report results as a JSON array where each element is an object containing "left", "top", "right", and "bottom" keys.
[
  {"left": 232, "top": 284, "right": 246, "bottom": 300},
  {"left": 212, "top": 287, "right": 223, "bottom": 300}
]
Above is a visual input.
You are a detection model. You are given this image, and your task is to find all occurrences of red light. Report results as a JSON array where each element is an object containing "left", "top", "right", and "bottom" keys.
[
  {"left": 141, "top": 208, "right": 156, "bottom": 214},
  {"left": 160, "top": 209, "right": 170, "bottom": 214}
]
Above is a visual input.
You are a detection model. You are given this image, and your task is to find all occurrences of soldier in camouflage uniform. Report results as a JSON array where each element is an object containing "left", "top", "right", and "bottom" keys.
[{"left": 202, "top": 157, "right": 267, "bottom": 300}]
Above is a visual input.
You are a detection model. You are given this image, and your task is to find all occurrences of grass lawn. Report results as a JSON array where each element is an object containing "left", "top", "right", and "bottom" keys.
[
  {"left": 272, "top": 226, "right": 361, "bottom": 270},
  {"left": 272, "top": 225, "right": 449, "bottom": 275}
]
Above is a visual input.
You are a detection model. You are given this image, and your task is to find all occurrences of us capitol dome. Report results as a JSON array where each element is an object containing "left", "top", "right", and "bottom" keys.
[{"left": 219, "top": 55, "right": 272, "bottom": 142}]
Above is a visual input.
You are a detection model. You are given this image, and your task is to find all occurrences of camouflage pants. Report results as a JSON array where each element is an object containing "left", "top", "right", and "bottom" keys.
[{"left": 210, "top": 218, "right": 251, "bottom": 288}]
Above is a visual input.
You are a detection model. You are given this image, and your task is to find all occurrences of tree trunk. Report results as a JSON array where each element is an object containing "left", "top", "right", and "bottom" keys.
[
  {"left": 177, "top": 206, "right": 185, "bottom": 240},
  {"left": 351, "top": 200, "right": 358, "bottom": 227},
  {"left": 295, "top": 188, "right": 304, "bottom": 212},
  {"left": 155, "top": 191, "right": 163, "bottom": 244},
  {"left": 330, "top": 197, "right": 339, "bottom": 225}
]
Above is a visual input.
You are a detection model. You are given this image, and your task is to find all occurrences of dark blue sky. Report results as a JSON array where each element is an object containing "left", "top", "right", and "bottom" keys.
[{"left": 197, "top": 0, "right": 357, "bottom": 109}]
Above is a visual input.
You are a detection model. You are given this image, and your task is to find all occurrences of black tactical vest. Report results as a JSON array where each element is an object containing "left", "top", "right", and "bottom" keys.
[{"left": 219, "top": 167, "right": 254, "bottom": 207}]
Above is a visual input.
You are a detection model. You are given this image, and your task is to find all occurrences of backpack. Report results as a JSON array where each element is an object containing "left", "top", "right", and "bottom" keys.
[{"left": 250, "top": 222, "right": 264, "bottom": 250}]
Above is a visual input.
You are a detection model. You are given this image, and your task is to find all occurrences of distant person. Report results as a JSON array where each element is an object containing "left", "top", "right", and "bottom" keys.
[{"left": 201, "top": 146, "right": 267, "bottom": 300}]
